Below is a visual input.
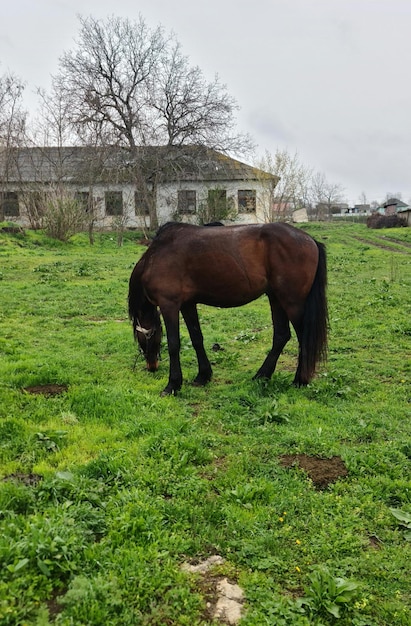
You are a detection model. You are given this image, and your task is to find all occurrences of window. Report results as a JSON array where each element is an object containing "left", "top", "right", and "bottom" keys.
[
  {"left": 135, "top": 189, "right": 152, "bottom": 216},
  {"left": 178, "top": 190, "right": 196, "bottom": 214},
  {"left": 75, "top": 191, "right": 91, "bottom": 213},
  {"left": 1, "top": 192, "right": 19, "bottom": 216},
  {"left": 238, "top": 190, "right": 256, "bottom": 213},
  {"left": 105, "top": 191, "right": 123, "bottom": 216}
]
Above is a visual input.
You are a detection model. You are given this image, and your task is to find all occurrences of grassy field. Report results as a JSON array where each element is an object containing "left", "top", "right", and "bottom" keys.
[{"left": 0, "top": 222, "right": 410, "bottom": 625}]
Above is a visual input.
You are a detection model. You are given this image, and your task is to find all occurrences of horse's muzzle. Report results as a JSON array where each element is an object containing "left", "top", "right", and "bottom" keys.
[{"left": 146, "top": 361, "right": 159, "bottom": 372}]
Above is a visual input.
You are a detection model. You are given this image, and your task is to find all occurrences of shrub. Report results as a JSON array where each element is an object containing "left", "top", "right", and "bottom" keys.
[
  {"left": 366, "top": 213, "right": 407, "bottom": 229},
  {"left": 43, "top": 190, "right": 86, "bottom": 241}
]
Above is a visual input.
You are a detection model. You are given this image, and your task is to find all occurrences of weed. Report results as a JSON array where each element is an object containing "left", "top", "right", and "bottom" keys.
[
  {"left": 297, "top": 566, "right": 360, "bottom": 620},
  {"left": 390, "top": 508, "right": 411, "bottom": 540}
]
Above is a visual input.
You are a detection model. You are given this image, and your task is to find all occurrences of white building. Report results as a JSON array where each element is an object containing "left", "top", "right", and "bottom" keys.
[{"left": 0, "top": 146, "right": 278, "bottom": 228}]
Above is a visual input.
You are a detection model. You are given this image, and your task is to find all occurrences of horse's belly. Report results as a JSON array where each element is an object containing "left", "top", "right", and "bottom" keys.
[{"left": 197, "top": 287, "right": 265, "bottom": 308}]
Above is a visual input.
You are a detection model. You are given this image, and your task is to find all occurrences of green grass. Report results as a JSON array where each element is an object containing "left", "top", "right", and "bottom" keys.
[{"left": 0, "top": 223, "right": 410, "bottom": 625}]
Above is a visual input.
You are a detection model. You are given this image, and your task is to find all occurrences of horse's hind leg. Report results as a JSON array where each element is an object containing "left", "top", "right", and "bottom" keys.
[
  {"left": 253, "top": 298, "right": 291, "bottom": 380},
  {"left": 181, "top": 303, "right": 212, "bottom": 386},
  {"left": 290, "top": 318, "right": 308, "bottom": 387}
]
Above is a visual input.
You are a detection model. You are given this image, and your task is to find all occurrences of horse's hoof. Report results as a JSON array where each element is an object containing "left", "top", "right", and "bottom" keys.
[
  {"left": 292, "top": 379, "right": 308, "bottom": 388},
  {"left": 252, "top": 372, "right": 269, "bottom": 381},
  {"left": 192, "top": 378, "right": 210, "bottom": 387},
  {"left": 160, "top": 388, "right": 177, "bottom": 397}
]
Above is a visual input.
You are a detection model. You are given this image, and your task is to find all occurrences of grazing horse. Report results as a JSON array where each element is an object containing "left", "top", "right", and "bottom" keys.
[{"left": 128, "top": 222, "right": 328, "bottom": 396}]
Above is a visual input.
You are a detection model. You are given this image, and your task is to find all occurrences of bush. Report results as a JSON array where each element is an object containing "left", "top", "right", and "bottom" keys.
[
  {"left": 197, "top": 190, "right": 237, "bottom": 224},
  {"left": 43, "top": 192, "right": 86, "bottom": 241},
  {"left": 367, "top": 213, "right": 407, "bottom": 229}
]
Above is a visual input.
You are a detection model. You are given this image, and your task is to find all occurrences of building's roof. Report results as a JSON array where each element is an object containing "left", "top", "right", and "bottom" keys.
[
  {"left": 0, "top": 146, "right": 277, "bottom": 186},
  {"left": 383, "top": 197, "right": 408, "bottom": 208}
]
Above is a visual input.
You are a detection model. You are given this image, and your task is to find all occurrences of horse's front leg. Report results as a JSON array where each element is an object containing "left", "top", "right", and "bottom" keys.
[
  {"left": 181, "top": 303, "right": 212, "bottom": 386},
  {"left": 160, "top": 306, "right": 182, "bottom": 396}
]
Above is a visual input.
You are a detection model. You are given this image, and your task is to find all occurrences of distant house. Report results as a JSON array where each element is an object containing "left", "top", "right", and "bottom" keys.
[
  {"left": 0, "top": 146, "right": 278, "bottom": 228},
  {"left": 335, "top": 204, "right": 371, "bottom": 218},
  {"left": 375, "top": 198, "right": 411, "bottom": 225},
  {"left": 382, "top": 197, "right": 409, "bottom": 215},
  {"left": 397, "top": 205, "right": 411, "bottom": 226},
  {"left": 352, "top": 203, "right": 371, "bottom": 214}
]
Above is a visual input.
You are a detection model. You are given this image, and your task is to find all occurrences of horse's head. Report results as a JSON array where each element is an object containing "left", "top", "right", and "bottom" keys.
[
  {"left": 134, "top": 309, "right": 162, "bottom": 372},
  {"left": 129, "top": 260, "right": 162, "bottom": 372}
]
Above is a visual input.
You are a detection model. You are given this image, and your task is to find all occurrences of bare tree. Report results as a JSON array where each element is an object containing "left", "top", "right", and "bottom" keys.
[
  {"left": 149, "top": 40, "right": 252, "bottom": 153},
  {"left": 358, "top": 191, "right": 368, "bottom": 206},
  {"left": 56, "top": 15, "right": 251, "bottom": 153},
  {"left": 310, "top": 172, "right": 345, "bottom": 220},
  {"left": 385, "top": 191, "right": 402, "bottom": 201},
  {"left": 32, "top": 84, "right": 74, "bottom": 148},
  {"left": 51, "top": 15, "right": 252, "bottom": 228},
  {"left": 255, "top": 149, "right": 312, "bottom": 221},
  {"left": 55, "top": 15, "right": 168, "bottom": 149},
  {"left": 0, "top": 71, "right": 26, "bottom": 147},
  {"left": 29, "top": 81, "right": 124, "bottom": 240},
  {"left": 0, "top": 71, "right": 27, "bottom": 221}
]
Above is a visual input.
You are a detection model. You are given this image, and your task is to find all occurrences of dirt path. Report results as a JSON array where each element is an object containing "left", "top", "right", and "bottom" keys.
[{"left": 351, "top": 235, "right": 411, "bottom": 254}]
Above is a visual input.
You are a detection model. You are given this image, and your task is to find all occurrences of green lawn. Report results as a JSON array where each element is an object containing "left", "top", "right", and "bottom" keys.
[{"left": 0, "top": 222, "right": 410, "bottom": 625}]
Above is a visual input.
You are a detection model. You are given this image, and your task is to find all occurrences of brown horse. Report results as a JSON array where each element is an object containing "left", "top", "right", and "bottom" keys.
[{"left": 128, "top": 222, "right": 328, "bottom": 396}]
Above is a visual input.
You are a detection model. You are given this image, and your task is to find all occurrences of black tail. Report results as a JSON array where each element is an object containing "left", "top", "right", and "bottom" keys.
[{"left": 299, "top": 241, "right": 328, "bottom": 383}]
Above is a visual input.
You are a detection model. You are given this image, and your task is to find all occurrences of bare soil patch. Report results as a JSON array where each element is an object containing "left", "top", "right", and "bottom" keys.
[
  {"left": 0, "top": 225, "right": 24, "bottom": 234},
  {"left": 279, "top": 454, "right": 348, "bottom": 489},
  {"left": 2, "top": 472, "right": 43, "bottom": 486},
  {"left": 380, "top": 235, "right": 411, "bottom": 249},
  {"left": 22, "top": 384, "right": 68, "bottom": 396},
  {"left": 368, "top": 535, "right": 382, "bottom": 550}
]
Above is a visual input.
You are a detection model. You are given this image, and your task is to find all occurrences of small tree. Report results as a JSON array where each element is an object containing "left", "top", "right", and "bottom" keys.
[
  {"left": 310, "top": 172, "right": 345, "bottom": 220},
  {"left": 0, "top": 71, "right": 26, "bottom": 147},
  {"left": 42, "top": 188, "right": 86, "bottom": 241},
  {"left": 255, "top": 149, "right": 311, "bottom": 222},
  {"left": 197, "top": 188, "right": 236, "bottom": 224},
  {"left": 0, "top": 71, "right": 26, "bottom": 221}
]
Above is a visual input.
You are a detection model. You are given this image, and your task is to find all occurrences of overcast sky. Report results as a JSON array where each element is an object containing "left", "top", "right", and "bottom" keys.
[{"left": 1, "top": 0, "right": 410, "bottom": 205}]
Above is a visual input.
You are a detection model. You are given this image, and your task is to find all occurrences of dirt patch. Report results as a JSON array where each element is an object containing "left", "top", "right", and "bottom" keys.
[
  {"left": 46, "top": 589, "right": 65, "bottom": 619},
  {"left": 2, "top": 472, "right": 43, "bottom": 487},
  {"left": 0, "top": 225, "right": 25, "bottom": 234},
  {"left": 368, "top": 535, "right": 382, "bottom": 550},
  {"left": 22, "top": 384, "right": 68, "bottom": 396},
  {"left": 182, "top": 556, "right": 244, "bottom": 625},
  {"left": 381, "top": 236, "right": 411, "bottom": 249},
  {"left": 279, "top": 454, "right": 348, "bottom": 489}
]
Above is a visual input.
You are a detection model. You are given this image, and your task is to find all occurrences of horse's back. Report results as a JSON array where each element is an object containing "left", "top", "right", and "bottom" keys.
[
  {"left": 147, "top": 221, "right": 317, "bottom": 276},
  {"left": 140, "top": 223, "right": 266, "bottom": 306}
]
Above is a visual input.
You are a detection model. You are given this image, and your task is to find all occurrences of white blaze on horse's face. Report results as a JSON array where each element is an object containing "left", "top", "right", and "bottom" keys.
[{"left": 135, "top": 324, "right": 154, "bottom": 338}]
